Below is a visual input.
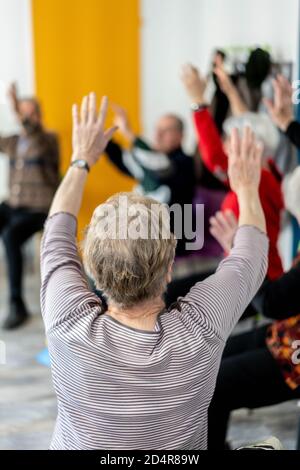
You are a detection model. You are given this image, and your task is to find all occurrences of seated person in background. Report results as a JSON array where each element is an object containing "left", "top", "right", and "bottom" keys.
[
  {"left": 207, "top": 166, "right": 300, "bottom": 450},
  {"left": 265, "top": 75, "right": 300, "bottom": 150},
  {"left": 105, "top": 104, "right": 196, "bottom": 256},
  {"left": 40, "top": 92, "right": 268, "bottom": 450},
  {"left": 181, "top": 63, "right": 284, "bottom": 282},
  {"left": 0, "top": 84, "right": 60, "bottom": 329}
]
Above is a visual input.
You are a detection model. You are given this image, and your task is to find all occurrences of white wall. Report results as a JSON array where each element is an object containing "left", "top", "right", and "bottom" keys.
[
  {"left": 197, "top": 0, "right": 300, "bottom": 72},
  {"left": 141, "top": 0, "right": 300, "bottom": 152},
  {"left": 141, "top": 0, "right": 203, "bottom": 151},
  {"left": 0, "top": 0, "right": 34, "bottom": 199}
]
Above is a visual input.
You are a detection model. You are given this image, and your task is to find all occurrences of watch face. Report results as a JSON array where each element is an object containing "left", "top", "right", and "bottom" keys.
[
  {"left": 73, "top": 160, "right": 85, "bottom": 168},
  {"left": 71, "top": 160, "right": 89, "bottom": 172}
]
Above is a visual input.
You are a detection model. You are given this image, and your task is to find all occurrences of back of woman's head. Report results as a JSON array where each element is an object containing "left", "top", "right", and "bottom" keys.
[
  {"left": 82, "top": 192, "right": 177, "bottom": 308},
  {"left": 223, "top": 112, "right": 280, "bottom": 157}
]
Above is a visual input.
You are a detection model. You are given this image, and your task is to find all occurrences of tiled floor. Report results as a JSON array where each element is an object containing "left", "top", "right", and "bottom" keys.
[{"left": 0, "top": 268, "right": 299, "bottom": 450}]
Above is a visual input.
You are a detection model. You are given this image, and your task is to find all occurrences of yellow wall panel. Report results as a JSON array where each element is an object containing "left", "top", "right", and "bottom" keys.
[{"left": 31, "top": 0, "right": 140, "bottom": 236}]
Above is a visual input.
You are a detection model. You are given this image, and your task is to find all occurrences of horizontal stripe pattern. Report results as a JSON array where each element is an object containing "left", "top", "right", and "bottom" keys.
[{"left": 40, "top": 212, "right": 268, "bottom": 450}]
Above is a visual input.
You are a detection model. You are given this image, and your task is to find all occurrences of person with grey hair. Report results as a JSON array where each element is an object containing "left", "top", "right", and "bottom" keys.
[
  {"left": 181, "top": 63, "right": 284, "bottom": 283},
  {"left": 207, "top": 165, "right": 300, "bottom": 449},
  {"left": 40, "top": 92, "right": 268, "bottom": 450}
]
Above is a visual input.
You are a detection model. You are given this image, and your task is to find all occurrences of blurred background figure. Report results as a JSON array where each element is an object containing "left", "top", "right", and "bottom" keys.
[
  {"left": 105, "top": 104, "right": 197, "bottom": 254},
  {"left": 0, "top": 84, "right": 60, "bottom": 329}
]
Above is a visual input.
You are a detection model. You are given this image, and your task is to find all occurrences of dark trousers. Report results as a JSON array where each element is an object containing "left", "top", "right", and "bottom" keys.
[
  {"left": 0, "top": 202, "right": 47, "bottom": 302},
  {"left": 208, "top": 324, "right": 300, "bottom": 449}
]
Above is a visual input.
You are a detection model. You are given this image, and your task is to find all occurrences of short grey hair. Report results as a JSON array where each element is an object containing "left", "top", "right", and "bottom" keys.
[
  {"left": 82, "top": 192, "right": 177, "bottom": 308},
  {"left": 223, "top": 112, "right": 280, "bottom": 157}
]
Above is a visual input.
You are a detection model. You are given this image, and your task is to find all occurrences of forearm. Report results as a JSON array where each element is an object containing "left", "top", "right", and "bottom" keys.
[
  {"left": 123, "top": 129, "right": 135, "bottom": 145},
  {"left": 49, "top": 165, "right": 88, "bottom": 218},
  {"left": 193, "top": 109, "right": 229, "bottom": 178},
  {"left": 237, "top": 187, "right": 266, "bottom": 234},
  {"left": 227, "top": 88, "right": 248, "bottom": 116},
  {"left": 106, "top": 140, "right": 132, "bottom": 177}
]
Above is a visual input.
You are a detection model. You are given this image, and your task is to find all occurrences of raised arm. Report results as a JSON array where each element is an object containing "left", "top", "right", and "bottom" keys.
[
  {"left": 7, "top": 82, "right": 20, "bottom": 117},
  {"left": 213, "top": 65, "right": 248, "bottom": 116},
  {"left": 107, "top": 104, "right": 172, "bottom": 181},
  {"left": 111, "top": 103, "right": 136, "bottom": 145},
  {"left": 181, "top": 63, "right": 229, "bottom": 182},
  {"left": 264, "top": 75, "right": 300, "bottom": 149},
  {"left": 0, "top": 83, "right": 19, "bottom": 154},
  {"left": 181, "top": 128, "right": 268, "bottom": 341},
  {"left": 40, "top": 93, "right": 117, "bottom": 332}
]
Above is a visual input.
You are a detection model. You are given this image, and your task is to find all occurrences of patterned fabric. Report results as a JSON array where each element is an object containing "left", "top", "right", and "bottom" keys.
[
  {"left": 40, "top": 213, "right": 268, "bottom": 450},
  {"left": 266, "top": 252, "right": 300, "bottom": 391},
  {"left": 0, "top": 131, "right": 60, "bottom": 211}
]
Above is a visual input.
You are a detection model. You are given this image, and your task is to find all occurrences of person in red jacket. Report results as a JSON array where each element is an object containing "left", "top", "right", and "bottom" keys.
[{"left": 181, "top": 63, "right": 284, "bottom": 281}]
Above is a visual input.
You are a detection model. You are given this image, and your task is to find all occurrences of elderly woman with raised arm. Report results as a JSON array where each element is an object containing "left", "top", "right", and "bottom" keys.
[{"left": 40, "top": 92, "right": 268, "bottom": 450}]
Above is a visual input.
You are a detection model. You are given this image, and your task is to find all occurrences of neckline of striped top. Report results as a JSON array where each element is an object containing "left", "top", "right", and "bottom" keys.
[{"left": 102, "top": 309, "right": 168, "bottom": 335}]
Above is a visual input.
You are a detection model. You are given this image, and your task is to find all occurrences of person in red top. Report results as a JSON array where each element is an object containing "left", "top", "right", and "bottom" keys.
[{"left": 181, "top": 63, "right": 284, "bottom": 280}]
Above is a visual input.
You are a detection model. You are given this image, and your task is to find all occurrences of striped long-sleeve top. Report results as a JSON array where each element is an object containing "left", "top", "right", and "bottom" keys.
[{"left": 40, "top": 213, "right": 269, "bottom": 450}]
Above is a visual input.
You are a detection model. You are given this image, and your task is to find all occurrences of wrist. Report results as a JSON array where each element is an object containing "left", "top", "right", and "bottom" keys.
[
  {"left": 236, "top": 185, "right": 259, "bottom": 200},
  {"left": 124, "top": 129, "right": 135, "bottom": 143},
  {"left": 70, "top": 158, "right": 90, "bottom": 173},
  {"left": 190, "top": 95, "right": 206, "bottom": 105},
  {"left": 279, "top": 116, "right": 294, "bottom": 132}
]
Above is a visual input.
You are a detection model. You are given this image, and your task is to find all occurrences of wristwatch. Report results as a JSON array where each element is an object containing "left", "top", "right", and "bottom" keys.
[
  {"left": 191, "top": 103, "right": 208, "bottom": 112},
  {"left": 71, "top": 159, "right": 90, "bottom": 173}
]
